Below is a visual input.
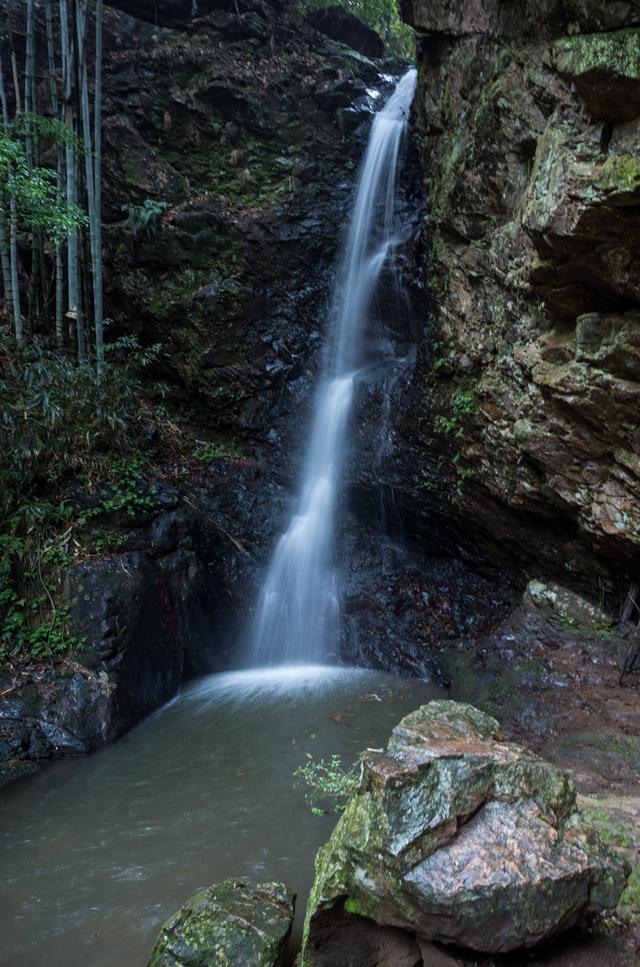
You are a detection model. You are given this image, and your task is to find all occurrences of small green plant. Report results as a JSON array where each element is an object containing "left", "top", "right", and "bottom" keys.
[
  {"left": 80, "top": 457, "right": 159, "bottom": 521},
  {"left": 89, "top": 530, "right": 128, "bottom": 555},
  {"left": 193, "top": 441, "right": 243, "bottom": 462},
  {"left": 294, "top": 754, "right": 363, "bottom": 815},
  {"left": 121, "top": 198, "right": 169, "bottom": 236},
  {"left": 434, "top": 389, "right": 478, "bottom": 439},
  {"left": 452, "top": 390, "right": 477, "bottom": 416},
  {"left": 0, "top": 519, "right": 85, "bottom": 661},
  {"left": 434, "top": 413, "right": 460, "bottom": 436}
]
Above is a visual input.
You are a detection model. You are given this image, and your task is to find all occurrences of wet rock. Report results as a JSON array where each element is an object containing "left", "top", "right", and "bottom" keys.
[
  {"left": 336, "top": 105, "right": 372, "bottom": 135},
  {"left": 312, "top": 77, "right": 368, "bottom": 112},
  {"left": 148, "top": 879, "right": 295, "bottom": 967},
  {"left": 301, "top": 701, "right": 629, "bottom": 963},
  {"left": 305, "top": 8, "right": 384, "bottom": 59},
  {"left": 0, "top": 665, "right": 116, "bottom": 776},
  {"left": 64, "top": 545, "right": 202, "bottom": 730}
]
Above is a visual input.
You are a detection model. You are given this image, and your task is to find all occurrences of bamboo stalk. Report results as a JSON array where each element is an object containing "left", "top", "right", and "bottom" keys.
[
  {"left": 25, "top": 0, "right": 40, "bottom": 336},
  {"left": 46, "top": 0, "right": 66, "bottom": 346},
  {"left": 60, "top": 0, "right": 83, "bottom": 359},
  {"left": 0, "top": 213, "right": 12, "bottom": 322},
  {"left": 77, "top": 1, "right": 96, "bottom": 277},
  {"left": 24, "top": 0, "right": 35, "bottom": 168},
  {"left": 10, "top": 47, "right": 21, "bottom": 117},
  {"left": 93, "top": 0, "right": 104, "bottom": 375},
  {"left": 0, "top": 46, "right": 23, "bottom": 340}
]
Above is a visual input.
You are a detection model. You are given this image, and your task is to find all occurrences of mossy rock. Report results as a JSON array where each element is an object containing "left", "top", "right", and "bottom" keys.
[
  {"left": 301, "top": 701, "right": 629, "bottom": 964},
  {"left": 148, "top": 879, "right": 295, "bottom": 967},
  {"left": 551, "top": 28, "right": 640, "bottom": 123},
  {"left": 525, "top": 579, "right": 614, "bottom": 630},
  {"left": 598, "top": 153, "right": 640, "bottom": 197}
]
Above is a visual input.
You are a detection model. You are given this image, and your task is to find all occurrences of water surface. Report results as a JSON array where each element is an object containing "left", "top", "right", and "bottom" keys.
[{"left": 1, "top": 665, "right": 443, "bottom": 966}]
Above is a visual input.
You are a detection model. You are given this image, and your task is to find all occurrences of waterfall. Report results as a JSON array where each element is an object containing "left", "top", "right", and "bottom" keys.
[{"left": 246, "top": 68, "right": 417, "bottom": 667}]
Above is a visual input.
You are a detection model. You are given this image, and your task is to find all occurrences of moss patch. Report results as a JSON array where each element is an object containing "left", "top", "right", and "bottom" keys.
[{"left": 552, "top": 29, "right": 640, "bottom": 82}]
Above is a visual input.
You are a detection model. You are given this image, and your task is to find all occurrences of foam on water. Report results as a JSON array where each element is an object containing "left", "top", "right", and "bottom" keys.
[{"left": 180, "top": 664, "right": 371, "bottom": 709}]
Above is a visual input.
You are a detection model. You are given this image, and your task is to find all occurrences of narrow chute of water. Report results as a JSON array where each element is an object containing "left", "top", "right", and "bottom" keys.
[{"left": 246, "top": 69, "right": 417, "bottom": 667}]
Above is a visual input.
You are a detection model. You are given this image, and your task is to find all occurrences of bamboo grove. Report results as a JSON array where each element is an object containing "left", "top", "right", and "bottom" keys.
[{"left": 0, "top": 0, "right": 104, "bottom": 374}]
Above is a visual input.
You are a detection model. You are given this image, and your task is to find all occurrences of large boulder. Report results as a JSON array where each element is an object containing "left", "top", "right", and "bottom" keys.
[
  {"left": 148, "top": 879, "right": 295, "bottom": 967},
  {"left": 301, "top": 701, "right": 629, "bottom": 964}
]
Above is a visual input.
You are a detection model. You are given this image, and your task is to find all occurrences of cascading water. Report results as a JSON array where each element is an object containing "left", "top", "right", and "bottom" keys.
[{"left": 246, "top": 69, "right": 417, "bottom": 667}]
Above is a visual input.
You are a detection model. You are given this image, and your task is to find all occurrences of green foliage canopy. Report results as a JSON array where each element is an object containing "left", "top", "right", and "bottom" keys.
[{"left": 0, "top": 127, "right": 87, "bottom": 248}]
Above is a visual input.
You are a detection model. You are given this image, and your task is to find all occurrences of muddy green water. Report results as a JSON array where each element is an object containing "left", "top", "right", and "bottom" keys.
[{"left": 1, "top": 665, "right": 444, "bottom": 966}]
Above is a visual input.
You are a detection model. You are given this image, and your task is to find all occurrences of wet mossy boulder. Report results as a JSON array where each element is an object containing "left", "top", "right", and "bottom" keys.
[
  {"left": 301, "top": 701, "right": 629, "bottom": 964},
  {"left": 148, "top": 879, "right": 295, "bottom": 967}
]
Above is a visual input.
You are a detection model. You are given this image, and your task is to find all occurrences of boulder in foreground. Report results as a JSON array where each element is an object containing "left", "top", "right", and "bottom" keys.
[
  {"left": 149, "top": 879, "right": 295, "bottom": 967},
  {"left": 301, "top": 701, "right": 629, "bottom": 964}
]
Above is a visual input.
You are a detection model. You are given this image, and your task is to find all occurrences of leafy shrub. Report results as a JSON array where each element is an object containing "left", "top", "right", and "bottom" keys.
[
  {"left": 294, "top": 754, "right": 363, "bottom": 815},
  {"left": 0, "top": 334, "right": 160, "bottom": 519},
  {"left": 0, "top": 521, "right": 85, "bottom": 660},
  {"left": 0, "top": 128, "right": 87, "bottom": 246},
  {"left": 80, "top": 457, "right": 159, "bottom": 521},
  {"left": 0, "top": 334, "right": 161, "bottom": 661}
]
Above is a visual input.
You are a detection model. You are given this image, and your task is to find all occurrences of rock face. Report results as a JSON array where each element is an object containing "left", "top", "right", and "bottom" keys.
[
  {"left": 98, "top": 3, "right": 446, "bottom": 677},
  {"left": 100, "top": 5, "right": 394, "bottom": 444},
  {"left": 301, "top": 701, "right": 628, "bottom": 963},
  {"left": 398, "top": 0, "right": 640, "bottom": 589},
  {"left": 148, "top": 879, "right": 295, "bottom": 967}
]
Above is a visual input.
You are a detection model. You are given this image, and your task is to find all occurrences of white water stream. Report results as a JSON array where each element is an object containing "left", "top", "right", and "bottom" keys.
[{"left": 247, "top": 69, "right": 417, "bottom": 666}]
